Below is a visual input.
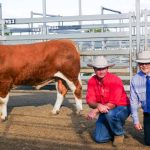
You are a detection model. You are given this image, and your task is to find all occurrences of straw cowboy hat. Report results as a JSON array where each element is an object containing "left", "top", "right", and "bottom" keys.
[
  {"left": 87, "top": 56, "right": 115, "bottom": 68},
  {"left": 135, "top": 50, "right": 150, "bottom": 63}
]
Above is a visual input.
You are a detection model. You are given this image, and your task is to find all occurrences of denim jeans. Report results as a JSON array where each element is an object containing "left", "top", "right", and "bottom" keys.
[{"left": 93, "top": 106, "right": 130, "bottom": 143}]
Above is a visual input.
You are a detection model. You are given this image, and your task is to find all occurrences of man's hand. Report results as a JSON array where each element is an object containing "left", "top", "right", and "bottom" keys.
[
  {"left": 97, "top": 104, "right": 109, "bottom": 113},
  {"left": 87, "top": 108, "right": 99, "bottom": 120},
  {"left": 134, "top": 123, "right": 143, "bottom": 131}
]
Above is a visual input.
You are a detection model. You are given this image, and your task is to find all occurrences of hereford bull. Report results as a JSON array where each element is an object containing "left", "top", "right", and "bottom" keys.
[{"left": 0, "top": 39, "right": 82, "bottom": 121}]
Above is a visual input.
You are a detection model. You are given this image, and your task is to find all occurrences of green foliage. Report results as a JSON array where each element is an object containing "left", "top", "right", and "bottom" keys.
[{"left": 85, "top": 28, "right": 109, "bottom": 33}]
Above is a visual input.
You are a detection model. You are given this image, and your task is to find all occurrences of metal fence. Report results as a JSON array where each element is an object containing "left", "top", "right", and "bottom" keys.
[{"left": 0, "top": 10, "right": 149, "bottom": 91}]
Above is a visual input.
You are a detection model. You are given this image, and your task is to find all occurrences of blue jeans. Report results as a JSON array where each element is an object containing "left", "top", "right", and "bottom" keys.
[{"left": 93, "top": 106, "right": 130, "bottom": 143}]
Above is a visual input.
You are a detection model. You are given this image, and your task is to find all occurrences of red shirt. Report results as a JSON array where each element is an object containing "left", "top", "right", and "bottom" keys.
[{"left": 86, "top": 72, "right": 129, "bottom": 106}]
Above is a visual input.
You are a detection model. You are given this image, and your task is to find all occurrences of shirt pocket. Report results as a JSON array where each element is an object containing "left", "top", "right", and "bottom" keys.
[{"left": 103, "top": 88, "right": 110, "bottom": 99}]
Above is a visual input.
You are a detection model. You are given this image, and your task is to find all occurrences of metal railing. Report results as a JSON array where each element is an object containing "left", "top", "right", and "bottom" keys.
[{"left": 0, "top": 12, "right": 140, "bottom": 91}]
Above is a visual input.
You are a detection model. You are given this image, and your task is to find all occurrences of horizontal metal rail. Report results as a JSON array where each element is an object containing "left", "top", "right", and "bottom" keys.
[
  {"left": 80, "top": 49, "right": 130, "bottom": 56},
  {"left": 0, "top": 13, "right": 133, "bottom": 24}
]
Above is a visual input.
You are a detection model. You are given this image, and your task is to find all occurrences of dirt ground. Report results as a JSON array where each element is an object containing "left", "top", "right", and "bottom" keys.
[{"left": 0, "top": 90, "right": 149, "bottom": 150}]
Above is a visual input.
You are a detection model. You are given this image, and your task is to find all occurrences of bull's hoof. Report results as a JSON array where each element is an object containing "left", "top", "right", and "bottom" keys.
[
  {"left": 76, "top": 110, "right": 83, "bottom": 115},
  {"left": 33, "top": 85, "right": 41, "bottom": 90},
  {"left": 51, "top": 110, "right": 60, "bottom": 115},
  {"left": 0, "top": 117, "right": 7, "bottom": 122}
]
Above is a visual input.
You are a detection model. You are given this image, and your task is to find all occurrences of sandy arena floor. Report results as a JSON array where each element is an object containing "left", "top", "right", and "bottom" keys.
[{"left": 0, "top": 90, "right": 149, "bottom": 150}]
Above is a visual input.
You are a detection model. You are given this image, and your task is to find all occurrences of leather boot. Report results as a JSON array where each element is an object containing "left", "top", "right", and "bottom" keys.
[{"left": 113, "top": 135, "right": 124, "bottom": 147}]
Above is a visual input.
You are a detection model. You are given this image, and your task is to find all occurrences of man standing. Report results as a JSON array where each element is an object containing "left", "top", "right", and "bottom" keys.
[
  {"left": 130, "top": 50, "right": 150, "bottom": 146},
  {"left": 86, "top": 56, "right": 130, "bottom": 146}
]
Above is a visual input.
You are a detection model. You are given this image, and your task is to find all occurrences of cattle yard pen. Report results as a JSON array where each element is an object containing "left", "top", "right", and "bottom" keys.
[{"left": 0, "top": 9, "right": 150, "bottom": 92}]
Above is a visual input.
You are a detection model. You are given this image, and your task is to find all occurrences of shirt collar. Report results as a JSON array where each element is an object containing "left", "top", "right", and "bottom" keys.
[{"left": 139, "top": 71, "right": 150, "bottom": 77}]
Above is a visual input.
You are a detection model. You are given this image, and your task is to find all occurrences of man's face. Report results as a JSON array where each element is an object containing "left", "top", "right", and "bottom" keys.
[
  {"left": 94, "top": 67, "right": 108, "bottom": 79},
  {"left": 138, "top": 63, "right": 150, "bottom": 74}
]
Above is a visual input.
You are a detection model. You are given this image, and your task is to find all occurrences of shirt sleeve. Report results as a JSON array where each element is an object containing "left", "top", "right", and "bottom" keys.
[
  {"left": 86, "top": 78, "right": 97, "bottom": 104},
  {"left": 130, "top": 80, "right": 140, "bottom": 124}
]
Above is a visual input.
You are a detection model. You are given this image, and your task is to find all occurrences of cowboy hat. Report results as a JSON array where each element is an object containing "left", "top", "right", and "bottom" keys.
[
  {"left": 135, "top": 50, "right": 150, "bottom": 63},
  {"left": 87, "top": 56, "right": 115, "bottom": 68}
]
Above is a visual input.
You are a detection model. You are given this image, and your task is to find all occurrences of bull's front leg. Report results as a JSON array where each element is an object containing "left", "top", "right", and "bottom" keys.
[{"left": 0, "top": 93, "right": 9, "bottom": 121}]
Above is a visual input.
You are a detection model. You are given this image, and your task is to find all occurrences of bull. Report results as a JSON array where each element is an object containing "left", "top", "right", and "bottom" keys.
[{"left": 0, "top": 39, "right": 82, "bottom": 121}]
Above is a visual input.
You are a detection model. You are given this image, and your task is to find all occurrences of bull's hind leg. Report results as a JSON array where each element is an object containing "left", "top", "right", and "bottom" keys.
[
  {"left": 69, "top": 74, "right": 82, "bottom": 114},
  {"left": 0, "top": 93, "right": 9, "bottom": 121},
  {"left": 52, "top": 79, "right": 68, "bottom": 114},
  {"left": 73, "top": 74, "right": 82, "bottom": 114},
  {"left": 54, "top": 72, "right": 82, "bottom": 114}
]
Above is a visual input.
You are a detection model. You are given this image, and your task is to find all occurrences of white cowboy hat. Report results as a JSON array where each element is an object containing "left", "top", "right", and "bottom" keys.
[
  {"left": 135, "top": 50, "right": 150, "bottom": 63},
  {"left": 87, "top": 56, "right": 115, "bottom": 68}
]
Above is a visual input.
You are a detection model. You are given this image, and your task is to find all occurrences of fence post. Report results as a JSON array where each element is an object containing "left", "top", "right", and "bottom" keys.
[
  {"left": 136, "top": 0, "right": 140, "bottom": 54},
  {"left": 129, "top": 12, "right": 133, "bottom": 81},
  {"left": 144, "top": 9, "right": 148, "bottom": 50}
]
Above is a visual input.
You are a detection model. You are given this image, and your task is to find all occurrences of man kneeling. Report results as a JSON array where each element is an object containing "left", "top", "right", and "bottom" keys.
[{"left": 86, "top": 56, "right": 130, "bottom": 147}]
